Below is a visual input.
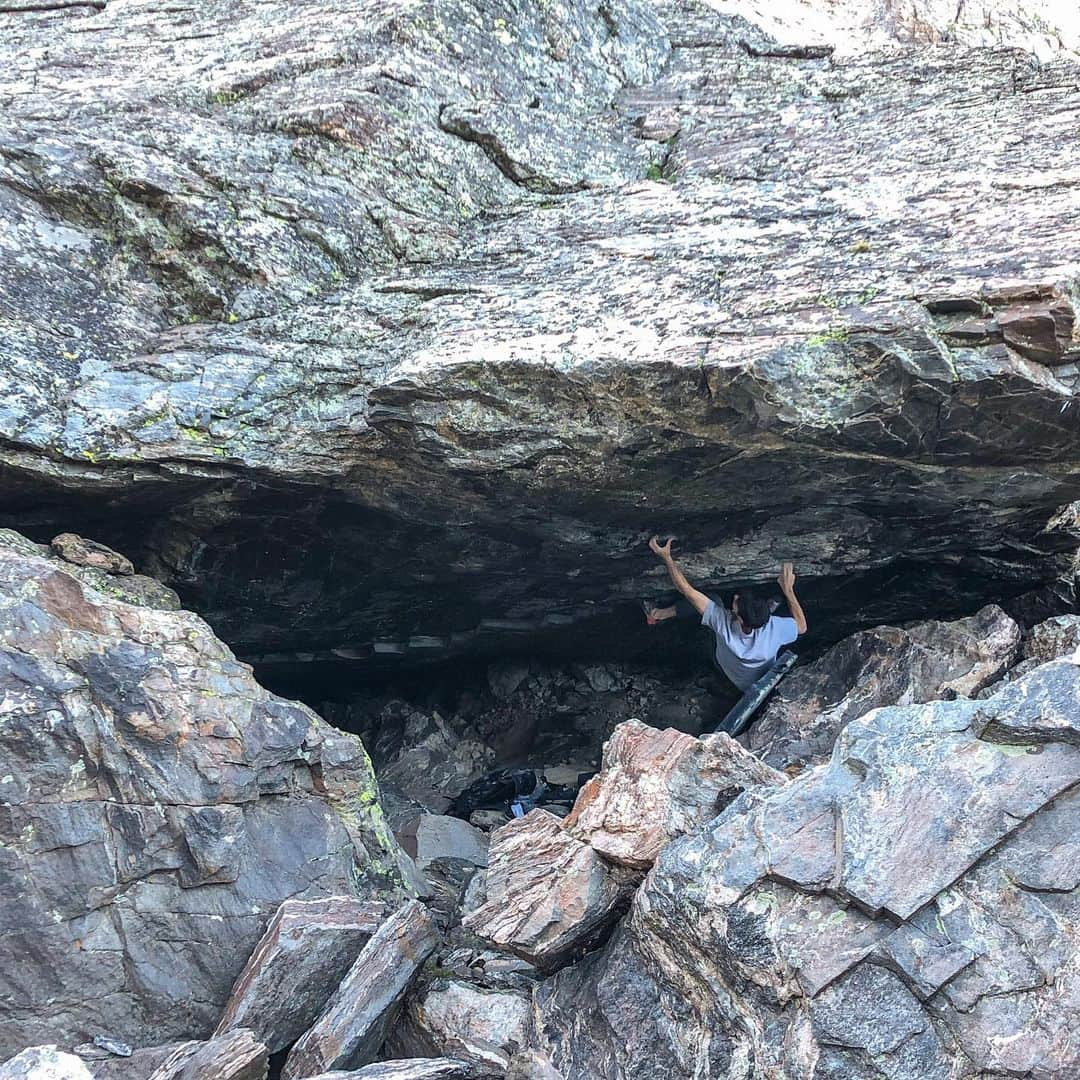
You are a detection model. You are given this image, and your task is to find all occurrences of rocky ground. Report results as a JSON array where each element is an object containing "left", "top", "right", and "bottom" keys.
[
  {"left": 3, "top": 0, "right": 1080, "bottom": 1077},
  {"left": 0, "top": 527, "right": 1077, "bottom": 1078}
]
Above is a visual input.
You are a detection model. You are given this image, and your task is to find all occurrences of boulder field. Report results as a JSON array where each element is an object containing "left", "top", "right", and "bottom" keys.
[{"left": 0, "top": 526, "right": 1077, "bottom": 1077}]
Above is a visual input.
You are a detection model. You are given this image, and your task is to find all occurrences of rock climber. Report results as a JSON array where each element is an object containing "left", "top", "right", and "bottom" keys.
[{"left": 643, "top": 536, "right": 807, "bottom": 693}]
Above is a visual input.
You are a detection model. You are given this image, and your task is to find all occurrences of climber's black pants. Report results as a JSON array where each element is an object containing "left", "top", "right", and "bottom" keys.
[{"left": 672, "top": 598, "right": 698, "bottom": 620}]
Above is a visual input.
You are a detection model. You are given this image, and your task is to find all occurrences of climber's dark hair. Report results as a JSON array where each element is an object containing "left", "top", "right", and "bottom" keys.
[{"left": 735, "top": 587, "right": 771, "bottom": 631}]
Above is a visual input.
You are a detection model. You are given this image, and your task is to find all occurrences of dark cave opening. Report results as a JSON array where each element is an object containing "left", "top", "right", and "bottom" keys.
[{"left": 2, "top": 466, "right": 1074, "bottom": 777}]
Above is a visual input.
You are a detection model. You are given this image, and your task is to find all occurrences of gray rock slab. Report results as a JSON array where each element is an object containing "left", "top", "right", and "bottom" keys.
[
  {"left": 214, "top": 897, "right": 388, "bottom": 1053},
  {"left": 282, "top": 901, "right": 439, "bottom": 1078},
  {"left": 396, "top": 815, "right": 489, "bottom": 874},
  {"left": 0, "top": 534, "right": 400, "bottom": 1056},
  {"left": 147, "top": 1029, "right": 268, "bottom": 1080},
  {"left": 975, "top": 658, "right": 1080, "bottom": 745}
]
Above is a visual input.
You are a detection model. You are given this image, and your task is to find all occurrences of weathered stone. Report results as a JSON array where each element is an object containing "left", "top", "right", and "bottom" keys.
[
  {"left": 504, "top": 1051, "right": 565, "bottom": 1080},
  {"left": 462, "top": 811, "right": 635, "bottom": 971},
  {"left": 214, "top": 897, "right": 388, "bottom": 1053},
  {"left": 0, "top": 1048, "right": 93, "bottom": 1080},
  {"left": 751, "top": 605, "right": 1021, "bottom": 765},
  {"left": 2, "top": 0, "right": 1079, "bottom": 681},
  {"left": 438, "top": 103, "right": 651, "bottom": 194},
  {"left": 397, "top": 815, "right": 489, "bottom": 876},
  {"left": 147, "top": 1029, "right": 268, "bottom": 1080},
  {"left": 872, "top": 923, "right": 975, "bottom": 1001},
  {"left": 372, "top": 711, "right": 494, "bottom": 815},
  {"left": 1022, "top": 613, "right": 1080, "bottom": 664},
  {"left": 49, "top": 533, "right": 134, "bottom": 576},
  {"left": 433, "top": 946, "right": 540, "bottom": 995},
  {"left": 0, "top": 532, "right": 399, "bottom": 1055},
  {"left": 996, "top": 299, "right": 1075, "bottom": 365},
  {"left": 304, "top": 1061, "right": 485, "bottom": 1080},
  {"left": 535, "top": 652, "right": 1080, "bottom": 1078},
  {"left": 393, "top": 814, "right": 490, "bottom": 921},
  {"left": 563, "top": 719, "right": 784, "bottom": 869},
  {"left": 0, "top": 529, "right": 180, "bottom": 611},
  {"left": 486, "top": 661, "right": 531, "bottom": 701},
  {"left": 468, "top": 810, "right": 510, "bottom": 831},
  {"left": 282, "top": 901, "right": 439, "bottom": 1079},
  {"left": 78, "top": 1043, "right": 186, "bottom": 1080},
  {"left": 974, "top": 659, "right": 1080, "bottom": 744},
  {"left": 389, "top": 978, "right": 531, "bottom": 1072}
]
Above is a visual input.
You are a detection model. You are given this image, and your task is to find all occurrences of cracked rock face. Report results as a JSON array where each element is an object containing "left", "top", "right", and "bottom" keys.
[
  {"left": 750, "top": 603, "right": 1021, "bottom": 766},
  {"left": 535, "top": 653, "right": 1080, "bottom": 1079},
  {"left": 462, "top": 810, "right": 637, "bottom": 972},
  {"left": 0, "top": 530, "right": 399, "bottom": 1056},
  {"left": 563, "top": 719, "right": 785, "bottom": 869},
  {"left": 1, "top": 0, "right": 1078, "bottom": 673}
]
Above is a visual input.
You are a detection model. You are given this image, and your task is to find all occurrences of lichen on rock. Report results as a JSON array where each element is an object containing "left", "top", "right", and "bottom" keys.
[{"left": 0, "top": 530, "right": 401, "bottom": 1055}]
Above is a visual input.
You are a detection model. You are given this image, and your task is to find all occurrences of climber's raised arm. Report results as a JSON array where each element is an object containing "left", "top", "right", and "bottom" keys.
[
  {"left": 649, "top": 536, "right": 710, "bottom": 616},
  {"left": 778, "top": 562, "right": 807, "bottom": 635}
]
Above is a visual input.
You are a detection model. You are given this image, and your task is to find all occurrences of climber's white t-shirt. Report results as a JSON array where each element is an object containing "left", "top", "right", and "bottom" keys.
[{"left": 702, "top": 599, "right": 798, "bottom": 692}]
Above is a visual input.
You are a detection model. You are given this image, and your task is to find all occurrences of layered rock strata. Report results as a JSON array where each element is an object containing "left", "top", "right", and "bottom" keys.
[
  {"left": 535, "top": 655, "right": 1080, "bottom": 1078},
  {"left": 0, "top": 531, "right": 399, "bottom": 1055},
  {"left": 1, "top": 0, "right": 1078, "bottom": 668}
]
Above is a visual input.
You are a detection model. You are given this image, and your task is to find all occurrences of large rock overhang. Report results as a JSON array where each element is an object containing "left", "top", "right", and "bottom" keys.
[{"left": 2, "top": 0, "right": 1078, "bottom": 675}]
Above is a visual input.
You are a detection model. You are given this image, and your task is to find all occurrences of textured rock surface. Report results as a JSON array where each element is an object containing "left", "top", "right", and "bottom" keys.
[
  {"left": 146, "top": 1029, "right": 268, "bottom": 1080},
  {"left": 0, "top": 1048, "right": 93, "bottom": 1080},
  {"left": 1023, "top": 613, "right": 1080, "bottom": 664},
  {"left": 1, "top": 0, "right": 1078, "bottom": 674},
  {"left": 563, "top": 719, "right": 784, "bottom": 868},
  {"left": 214, "top": 897, "right": 388, "bottom": 1054},
  {"left": 369, "top": 710, "right": 495, "bottom": 817},
  {"left": 50, "top": 534, "right": 134, "bottom": 576},
  {"left": 397, "top": 815, "right": 489, "bottom": 876},
  {"left": 536, "top": 653, "right": 1080, "bottom": 1078},
  {"left": 750, "top": 603, "right": 1021, "bottom": 765},
  {"left": 389, "top": 978, "right": 532, "bottom": 1073},
  {"left": 504, "top": 1052, "right": 565, "bottom": 1080},
  {"left": 77, "top": 1043, "right": 183, "bottom": 1080},
  {"left": 306, "top": 1061, "right": 488, "bottom": 1080},
  {"left": 0, "top": 531, "right": 399, "bottom": 1055},
  {"left": 282, "top": 901, "right": 439, "bottom": 1079},
  {"left": 462, "top": 811, "right": 635, "bottom": 971}
]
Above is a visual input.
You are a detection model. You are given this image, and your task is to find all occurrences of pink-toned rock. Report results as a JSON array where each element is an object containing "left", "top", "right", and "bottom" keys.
[
  {"left": 215, "top": 897, "right": 388, "bottom": 1053},
  {"left": 996, "top": 298, "right": 1074, "bottom": 364},
  {"left": 50, "top": 533, "right": 134, "bottom": 575},
  {"left": 563, "top": 720, "right": 785, "bottom": 870},
  {"left": 462, "top": 811, "right": 634, "bottom": 971}
]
